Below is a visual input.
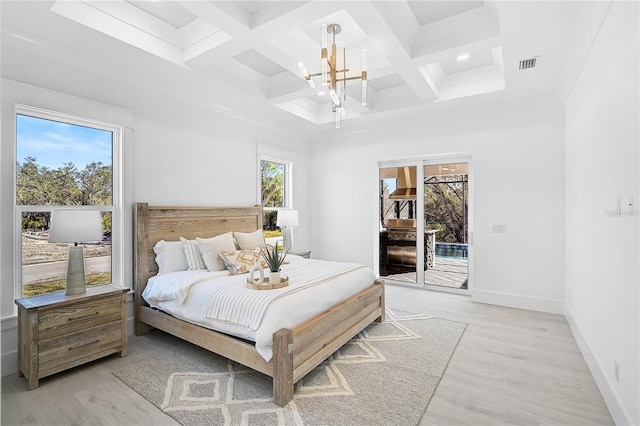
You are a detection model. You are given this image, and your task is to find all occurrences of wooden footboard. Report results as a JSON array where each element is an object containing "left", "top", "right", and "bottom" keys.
[
  {"left": 275, "top": 279, "right": 384, "bottom": 405},
  {"left": 134, "top": 202, "right": 385, "bottom": 407}
]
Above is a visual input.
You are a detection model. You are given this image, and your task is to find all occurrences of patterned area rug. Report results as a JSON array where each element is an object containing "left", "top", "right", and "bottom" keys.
[{"left": 113, "top": 309, "right": 466, "bottom": 426}]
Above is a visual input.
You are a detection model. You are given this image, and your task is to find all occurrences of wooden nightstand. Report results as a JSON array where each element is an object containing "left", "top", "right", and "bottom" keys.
[
  {"left": 291, "top": 250, "right": 311, "bottom": 259},
  {"left": 15, "top": 285, "right": 129, "bottom": 390}
]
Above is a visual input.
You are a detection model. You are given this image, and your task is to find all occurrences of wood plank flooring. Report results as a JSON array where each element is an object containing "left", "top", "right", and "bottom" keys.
[
  {"left": 383, "top": 285, "right": 613, "bottom": 426},
  {"left": 1, "top": 284, "right": 613, "bottom": 425}
]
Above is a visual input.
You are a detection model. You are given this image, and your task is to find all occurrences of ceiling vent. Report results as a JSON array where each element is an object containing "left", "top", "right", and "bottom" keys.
[{"left": 519, "top": 57, "right": 538, "bottom": 70}]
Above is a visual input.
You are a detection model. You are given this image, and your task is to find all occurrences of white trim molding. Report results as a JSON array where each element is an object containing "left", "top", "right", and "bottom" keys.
[
  {"left": 564, "top": 304, "right": 633, "bottom": 426},
  {"left": 472, "top": 289, "right": 564, "bottom": 315}
]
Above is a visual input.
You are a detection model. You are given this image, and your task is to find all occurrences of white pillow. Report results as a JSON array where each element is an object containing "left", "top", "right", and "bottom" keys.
[
  {"left": 179, "top": 237, "right": 207, "bottom": 270},
  {"left": 153, "top": 240, "right": 188, "bottom": 275},
  {"left": 196, "top": 232, "right": 237, "bottom": 271},
  {"left": 234, "top": 229, "right": 267, "bottom": 250}
]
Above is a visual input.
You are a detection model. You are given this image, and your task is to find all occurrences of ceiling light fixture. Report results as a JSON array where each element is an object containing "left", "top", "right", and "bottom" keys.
[
  {"left": 298, "top": 24, "right": 367, "bottom": 128},
  {"left": 456, "top": 53, "right": 470, "bottom": 61}
]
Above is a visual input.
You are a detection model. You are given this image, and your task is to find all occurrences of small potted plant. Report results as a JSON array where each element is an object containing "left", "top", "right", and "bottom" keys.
[{"left": 260, "top": 243, "right": 288, "bottom": 284}]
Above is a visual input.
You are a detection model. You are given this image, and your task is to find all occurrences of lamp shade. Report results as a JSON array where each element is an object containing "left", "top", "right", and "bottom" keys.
[
  {"left": 276, "top": 209, "right": 299, "bottom": 227},
  {"left": 49, "top": 210, "right": 103, "bottom": 243}
]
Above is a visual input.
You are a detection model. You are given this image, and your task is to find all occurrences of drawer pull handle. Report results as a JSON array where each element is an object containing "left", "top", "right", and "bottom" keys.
[
  {"left": 69, "top": 340, "right": 100, "bottom": 352},
  {"left": 68, "top": 312, "right": 100, "bottom": 321}
]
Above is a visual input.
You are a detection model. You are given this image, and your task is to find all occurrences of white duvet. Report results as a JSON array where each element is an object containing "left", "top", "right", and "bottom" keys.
[{"left": 142, "top": 255, "right": 377, "bottom": 361}]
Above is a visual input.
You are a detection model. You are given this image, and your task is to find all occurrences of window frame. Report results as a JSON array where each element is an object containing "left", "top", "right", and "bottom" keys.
[{"left": 13, "top": 105, "right": 124, "bottom": 299}]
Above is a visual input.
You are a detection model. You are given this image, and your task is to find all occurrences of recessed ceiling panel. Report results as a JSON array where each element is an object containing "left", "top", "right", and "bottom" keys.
[
  {"left": 419, "top": 46, "right": 505, "bottom": 101},
  {"left": 440, "top": 48, "right": 494, "bottom": 75},
  {"left": 307, "top": 92, "right": 330, "bottom": 105},
  {"left": 235, "top": 1, "right": 265, "bottom": 14},
  {"left": 408, "top": 1, "right": 484, "bottom": 26},
  {"left": 233, "top": 49, "right": 287, "bottom": 77},
  {"left": 368, "top": 74, "right": 407, "bottom": 92},
  {"left": 127, "top": 0, "right": 197, "bottom": 29}
]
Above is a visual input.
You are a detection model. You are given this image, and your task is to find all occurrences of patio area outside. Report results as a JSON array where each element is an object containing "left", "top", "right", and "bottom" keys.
[{"left": 385, "top": 255, "right": 468, "bottom": 289}]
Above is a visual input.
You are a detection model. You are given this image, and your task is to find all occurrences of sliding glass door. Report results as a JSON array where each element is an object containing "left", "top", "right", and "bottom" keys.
[
  {"left": 378, "top": 157, "right": 471, "bottom": 292},
  {"left": 423, "top": 162, "right": 469, "bottom": 290}
]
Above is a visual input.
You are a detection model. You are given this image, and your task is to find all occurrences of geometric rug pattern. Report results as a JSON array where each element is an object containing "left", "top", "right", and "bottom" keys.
[{"left": 114, "top": 309, "right": 466, "bottom": 426}]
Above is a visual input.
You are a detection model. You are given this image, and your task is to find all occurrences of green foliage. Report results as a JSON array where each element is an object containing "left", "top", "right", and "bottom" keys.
[
  {"left": 261, "top": 160, "right": 285, "bottom": 208},
  {"left": 16, "top": 157, "right": 113, "bottom": 233},
  {"left": 424, "top": 175, "right": 468, "bottom": 243},
  {"left": 260, "top": 244, "right": 288, "bottom": 272},
  {"left": 16, "top": 157, "right": 112, "bottom": 207},
  {"left": 21, "top": 273, "right": 111, "bottom": 297},
  {"left": 263, "top": 229, "right": 283, "bottom": 238}
]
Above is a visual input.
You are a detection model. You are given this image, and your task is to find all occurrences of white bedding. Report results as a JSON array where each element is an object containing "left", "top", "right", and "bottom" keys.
[{"left": 142, "top": 255, "right": 377, "bottom": 361}]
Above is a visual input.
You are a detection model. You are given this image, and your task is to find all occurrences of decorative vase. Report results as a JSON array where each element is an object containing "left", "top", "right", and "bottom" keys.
[
  {"left": 248, "top": 261, "right": 264, "bottom": 285},
  {"left": 269, "top": 270, "right": 281, "bottom": 284}
]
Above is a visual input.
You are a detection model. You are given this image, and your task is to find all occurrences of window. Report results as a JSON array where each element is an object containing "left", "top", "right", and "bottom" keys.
[
  {"left": 15, "top": 107, "right": 121, "bottom": 298},
  {"left": 260, "top": 157, "right": 291, "bottom": 240}
]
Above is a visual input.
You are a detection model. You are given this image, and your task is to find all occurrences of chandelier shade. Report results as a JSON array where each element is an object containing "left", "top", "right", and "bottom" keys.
[{"left": 298, "top": 23, "right": 368, "bottom": 128}]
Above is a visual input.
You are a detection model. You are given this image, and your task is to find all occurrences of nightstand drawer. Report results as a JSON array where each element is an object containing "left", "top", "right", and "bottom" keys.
[
  {"left": 38, "top": 321, "right": 122, "bottom": 376},
  {"left": 38, "top": 294, "right": 122, "bottom": 340}
]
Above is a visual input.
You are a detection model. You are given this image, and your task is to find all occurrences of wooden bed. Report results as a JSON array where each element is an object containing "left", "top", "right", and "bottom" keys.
[{"left": 134, "top": 203, "right": 385, "bottom": 407}]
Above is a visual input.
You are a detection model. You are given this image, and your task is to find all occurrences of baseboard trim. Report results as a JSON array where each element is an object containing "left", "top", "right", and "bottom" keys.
[
  {"left": 471, "top": 289, "right": 564, "bottom": 314},
  {"left": 564, "top": 304, "right": 633, "bottom": 426}
]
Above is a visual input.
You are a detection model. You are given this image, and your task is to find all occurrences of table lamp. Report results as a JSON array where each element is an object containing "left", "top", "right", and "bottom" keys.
[
  {"left": 49, "top": 210, "right": 103, "bottom": 295},
  {"left": 276, "top": 209, "right": 298, "bottom": 253}
]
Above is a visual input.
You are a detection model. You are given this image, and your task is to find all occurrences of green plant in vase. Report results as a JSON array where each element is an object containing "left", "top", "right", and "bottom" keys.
[{"left": 260, "top": 244, "right": 288, "bottom": 283}]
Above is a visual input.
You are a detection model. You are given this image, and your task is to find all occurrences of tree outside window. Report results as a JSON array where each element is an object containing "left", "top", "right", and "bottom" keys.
[
  {"left": 260, "top": 158, "right": 290, "bottom": 239},
  {"left": 16, "top": 111, "right": 117, "bottom": 297}
]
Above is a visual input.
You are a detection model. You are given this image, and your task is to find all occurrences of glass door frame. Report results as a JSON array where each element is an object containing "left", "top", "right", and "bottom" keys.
[{"left": 376, "top": 154, "right": 473, "bottom": 293}]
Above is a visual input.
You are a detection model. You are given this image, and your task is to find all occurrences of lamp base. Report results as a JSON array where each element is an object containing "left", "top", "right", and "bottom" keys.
[
  {"left": 282, "top": 227, "right": 294, "bottom": 253},
  {"left": 65, "top": 246, "right": 87, "bottom": 296}
]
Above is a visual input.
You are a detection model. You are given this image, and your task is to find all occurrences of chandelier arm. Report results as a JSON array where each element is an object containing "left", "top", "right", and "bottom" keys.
[
  {"left": 337, "top": 75, "right": 365, "bottom": 82},
  {"left": 343, "top": 48, "right": 347, "bottom": 101}
]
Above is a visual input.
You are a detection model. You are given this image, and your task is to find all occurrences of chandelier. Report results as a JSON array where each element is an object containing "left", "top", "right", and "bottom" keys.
[{"left": 298, "top": 24, "right": 368, "bottom": 128}]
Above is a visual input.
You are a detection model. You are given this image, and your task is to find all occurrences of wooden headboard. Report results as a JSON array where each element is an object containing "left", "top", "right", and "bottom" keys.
[{"left": 134, "top": 203, "right": 263, "bottom": 310}]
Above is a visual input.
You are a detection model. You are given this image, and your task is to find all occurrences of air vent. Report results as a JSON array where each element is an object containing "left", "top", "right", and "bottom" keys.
[{"left": 519, "top": 57, "right": 538, "bottom": 70}]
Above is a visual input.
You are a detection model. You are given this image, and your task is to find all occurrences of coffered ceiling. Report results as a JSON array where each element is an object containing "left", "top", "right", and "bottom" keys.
[{"left": 1, "top": 1, "right": 584, "bottom": 135}]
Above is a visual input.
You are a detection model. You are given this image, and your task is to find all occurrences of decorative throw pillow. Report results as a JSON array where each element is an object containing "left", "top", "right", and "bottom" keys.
[
  {"left": 234, "top": 229, "right": 267, "bottom": 250},
  {"left": 196, "top": 232, "right": 237, "bottom": 271},
  {"left": 153, "top": 240, "right": 188, "bottom": 275},
  {"left": 218, "top": 249, "right": 262, "bottom": 275},
  {"left": 179, "top": 237, "right": 207, "bottom": 270}
]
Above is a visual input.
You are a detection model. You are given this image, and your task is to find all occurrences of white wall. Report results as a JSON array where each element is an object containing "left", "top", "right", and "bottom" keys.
[
  {"left": 563, "top": 1, "right": 639, "bottom": 425},
  {"left": 308, "top": 95, "right": 566, "bottom": 314},
  {"left": 130, "top": 96, "right": 310, "bottom": 213}
]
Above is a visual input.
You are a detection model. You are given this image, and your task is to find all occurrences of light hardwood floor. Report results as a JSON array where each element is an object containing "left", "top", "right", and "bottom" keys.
[{"left": 1, "top": 284, "right": 613, "bottom": 425}]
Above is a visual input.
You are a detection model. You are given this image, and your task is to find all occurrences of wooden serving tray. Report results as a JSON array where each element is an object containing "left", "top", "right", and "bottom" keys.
[{"left": 246, "top": 276, "right": 289, "bottom": 290}]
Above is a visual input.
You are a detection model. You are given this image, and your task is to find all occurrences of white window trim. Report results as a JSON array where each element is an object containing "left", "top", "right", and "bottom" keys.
[{"left": 13, "top": 105, "right": 124, "bottom": 300}]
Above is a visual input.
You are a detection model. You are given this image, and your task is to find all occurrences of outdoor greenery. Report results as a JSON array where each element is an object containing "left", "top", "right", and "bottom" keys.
[
  {"left": 22, "top": 273, "right": 111, "bottom": 297},
  {"left": 424, "top": 175, "right": 468, "bottom": 243},
  {"left": 380, "top": 174, "right": 468, "bottom": 244},
  {"left": 261, "top": 160, "right": 285, "bottom": 231},
  {"left": 261, "top": 160, "right": 284, "bottom": 208},
  {"left": 17, "top": 157, "right": 112, "bottom": 231}
]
